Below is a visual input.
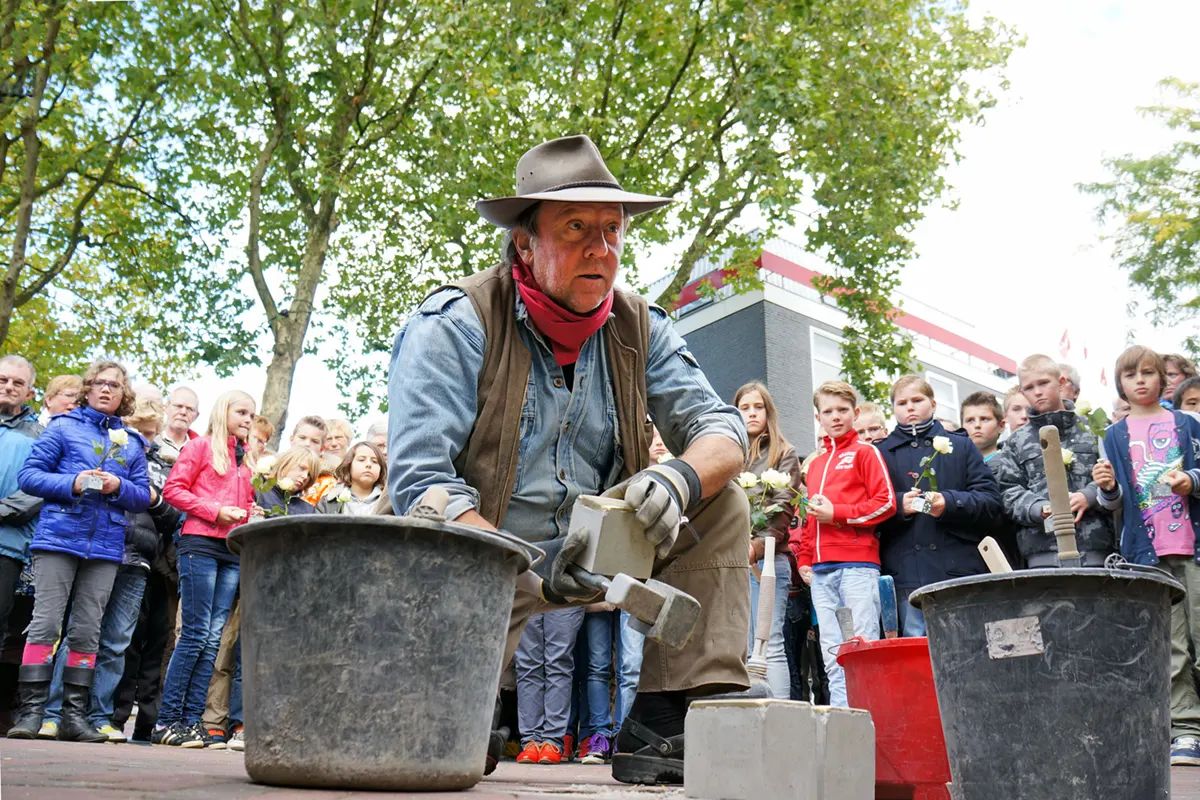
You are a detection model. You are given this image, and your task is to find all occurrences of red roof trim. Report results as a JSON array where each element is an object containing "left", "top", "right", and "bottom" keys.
[{"left": 669, "top": 250, "right": 1017, "bottom": 374}]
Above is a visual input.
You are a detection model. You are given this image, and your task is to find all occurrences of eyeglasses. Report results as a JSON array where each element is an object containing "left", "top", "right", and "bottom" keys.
[
  {"left": 168, "top": 402, "right": 199, "bottom": 416},
  {"left": 91, "top": 380, "right": 122, "bottom": 392},
  {"left": 0, "top": 377, "right": 28, "bottom": 388}
]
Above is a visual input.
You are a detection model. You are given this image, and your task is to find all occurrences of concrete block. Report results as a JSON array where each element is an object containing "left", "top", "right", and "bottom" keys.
[
  {"left": 685, "top": 699, "right": 874, "bottom": 800},
  {"left": 569, "top": 495, "right": 655, "bottom": 578}
]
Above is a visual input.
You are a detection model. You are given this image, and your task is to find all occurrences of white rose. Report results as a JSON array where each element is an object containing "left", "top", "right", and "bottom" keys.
[
  {"left": 932, "top": 436, "right": 953, "bottom": 455},
  {"left": 656, "top": 453, "right": 673, "bottom": 464},
  {"left": 1076, "top": 401, "right": 1093, "bottom": 417},
  {"left": 1061, "top": 448, "right": 1074, "bottom": 466},
  {"left": 108, "top": 429, "right": 129, "bottom": 447},
  {"left": 335, "top": 488, "right": 353, "bottom": 504},
  {"left": 737, "top": 472, "right": 759, "bottom": 489},
  {"left": 760, "top": 469, "right": 791, "bottom": 490},
  {"left": 276, "top": 477, "right": 296, "bottom": 493},
  {"left": 254, "top": 455, "right": 277, "bottom": 475}
]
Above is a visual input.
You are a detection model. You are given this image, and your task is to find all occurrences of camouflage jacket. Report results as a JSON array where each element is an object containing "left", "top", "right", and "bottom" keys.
[{"left": 989, "top": 408, "right": 1116, "bottom": 559}]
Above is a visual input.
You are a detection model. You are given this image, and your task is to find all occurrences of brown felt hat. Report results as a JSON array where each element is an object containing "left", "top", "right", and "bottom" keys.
[{"left": 476, "top": 134, "right": 673, "bottom": 228}]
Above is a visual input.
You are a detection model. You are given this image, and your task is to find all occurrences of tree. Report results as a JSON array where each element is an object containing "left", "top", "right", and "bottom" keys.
[
  {"left": 1081, "top": 78, "right": 1200, "bottom": 356},
  {"left": 327, "top": 0, "right": 1018, "bottom": 410},
  {"left": 1, "top": 1, "right": 253, "bottom": 395}
]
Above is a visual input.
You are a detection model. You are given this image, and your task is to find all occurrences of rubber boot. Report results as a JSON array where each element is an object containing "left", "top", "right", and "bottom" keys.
[
  {"left": 6, "top": 664, "right": 54, "bottom": 739},
  {"left": 57, "top": 666, "right": 108, "bottom": 743}
]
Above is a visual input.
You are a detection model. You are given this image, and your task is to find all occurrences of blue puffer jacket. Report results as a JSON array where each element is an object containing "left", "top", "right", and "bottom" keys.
[
  {"left": 0, "top": 405, "right": 45, "bottom": 563},
  {"left": 18, "top": 405, "right": 151, "bottom": 563},
  {"left": 877, "top": 421, "right": 1004, "bottom": 589}
]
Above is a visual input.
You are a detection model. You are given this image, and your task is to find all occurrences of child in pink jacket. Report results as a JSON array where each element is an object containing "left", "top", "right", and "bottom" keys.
[{"left": 154, "top": 390, "right": 257, "bottom": 748}]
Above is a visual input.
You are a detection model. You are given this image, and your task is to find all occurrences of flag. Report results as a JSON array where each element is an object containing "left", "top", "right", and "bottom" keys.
[{"left": 1059, "top": 329, "right": 1071, "bottom": 359}]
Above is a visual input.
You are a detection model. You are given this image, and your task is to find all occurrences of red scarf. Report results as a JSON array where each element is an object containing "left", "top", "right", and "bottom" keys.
[{"left": 511, "top": 256, "right": 613, "bottom": 366}]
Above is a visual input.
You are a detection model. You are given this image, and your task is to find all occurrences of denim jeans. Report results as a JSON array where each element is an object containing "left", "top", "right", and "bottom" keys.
[
  {"left": 514, "top": 607, "right": 585, "bottom": 747},
  {"left": 230, "top": 636, "right": 242, "bottom": 726},
  {"left": 747, "top": 553, "right": 792, "bottom": 699},
  {"left": 896, "top": 586, "right": 927, "bottom": 638},
  {"left": 582, "top": 610, "right": 646, "bottom": 738},
  {"left": 158, "top": 554, "right": 239, "bottom": 726},
  {"left": 810, "top": 567, "right": 881, "bottom": 708}
]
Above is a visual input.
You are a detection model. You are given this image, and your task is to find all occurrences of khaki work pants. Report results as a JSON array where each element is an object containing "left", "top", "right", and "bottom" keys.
[{"left": 503, "top": 483, "right": 752, "bottom": 694}]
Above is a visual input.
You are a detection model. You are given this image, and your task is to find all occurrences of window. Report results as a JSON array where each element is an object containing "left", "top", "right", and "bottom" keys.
[
  {"left": 926, "top": 371, "right": 960, "bottom": 426},
  {"left": 811, "top": 329, "right": 844, "bottom": 389}
]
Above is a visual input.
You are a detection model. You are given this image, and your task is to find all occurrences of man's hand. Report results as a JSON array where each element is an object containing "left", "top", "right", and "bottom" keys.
[
  {"left": 604, "top": 462, "right": 695, "bottom": 558},
  {"left": 217, "top": 506, "right": 248, "bottom": 525},
  {"left": 798, "top": 565, "right": 814, "bottom": 586},
  {"left": 1093, "top": 461, "right": 1116, "bottom": 492},
  {"left": 808, "top": 494, "right": 834, "bottom": 523},
  {"left": 749, "top": 537, "right": 766, "bottom": 565},
  {"left": 530, "top": 531, "right": 596, "bottom": 602},
  {"left": 1069, "top": 492, "right": 1088, "bottom": 523},
  {"left": 1164, "top": 470, "right": 1194, "bottom": 497}
]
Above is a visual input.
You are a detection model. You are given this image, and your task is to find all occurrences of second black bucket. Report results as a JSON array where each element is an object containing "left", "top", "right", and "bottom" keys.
[
  {"left": 912, "top": 566, "right": 1183, "bottom": 800},
  {"left": 227, "top": 515, "right": 538, "bottom": 791}
]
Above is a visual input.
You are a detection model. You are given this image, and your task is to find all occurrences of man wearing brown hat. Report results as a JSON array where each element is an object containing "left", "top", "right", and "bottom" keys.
[{"left": 387, "top": 135, "right": 751, "bottom": 785}]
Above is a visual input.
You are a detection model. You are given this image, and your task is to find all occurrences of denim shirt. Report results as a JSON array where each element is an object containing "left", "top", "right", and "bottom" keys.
[{"left": 388, "top": 287, "right": 747, "bottom": 543}]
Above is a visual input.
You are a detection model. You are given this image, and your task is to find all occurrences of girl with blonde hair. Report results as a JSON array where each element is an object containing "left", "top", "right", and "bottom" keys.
[{"left": 156, "top": 390, "right": 257, "bottom": 747}]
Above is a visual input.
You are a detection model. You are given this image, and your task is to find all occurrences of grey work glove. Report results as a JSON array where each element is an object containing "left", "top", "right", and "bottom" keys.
[
  {"left": 531, "top": 532, "right": 594, "bottom": 603},
  {"left": 603, "top": 462, "right": 695, "bottom": 559}
]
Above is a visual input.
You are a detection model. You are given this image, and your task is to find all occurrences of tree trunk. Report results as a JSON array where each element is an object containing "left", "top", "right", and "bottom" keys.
[
  {"left": 0, "top": 10, "right": 61, "bottom": 347},
  {"left": 258, "top": 211, "right": 334, "bottom": 449}
]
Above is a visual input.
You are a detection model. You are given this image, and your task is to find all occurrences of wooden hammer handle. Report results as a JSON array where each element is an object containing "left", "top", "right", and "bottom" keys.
[{"left": 1039, "top": 425, "right": 1080, "bottom": 563}]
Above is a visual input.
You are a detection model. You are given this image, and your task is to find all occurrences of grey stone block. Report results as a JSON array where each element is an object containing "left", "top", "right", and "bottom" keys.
[
  {"left": 685, "top": 699, "right": 874, "bottom": 800},
  {"left": 569, "top": 495, "right": 655, "bottom": 578}
]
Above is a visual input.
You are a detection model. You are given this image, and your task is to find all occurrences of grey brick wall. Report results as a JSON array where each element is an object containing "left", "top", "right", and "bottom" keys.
[{"left": 677, "top": 299, "right": 1006, "bottom": 457}]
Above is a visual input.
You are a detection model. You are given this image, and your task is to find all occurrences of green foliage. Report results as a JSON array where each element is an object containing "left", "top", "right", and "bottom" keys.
[
  {"left": 0, "top": 2, "right": 255, "bottom": 393},
  {"left": 1081, "top": 78, "right": 1200, "bottom": 359},
  {"left": 322, "top": 0, "right": 1018, "bottom": 413}
]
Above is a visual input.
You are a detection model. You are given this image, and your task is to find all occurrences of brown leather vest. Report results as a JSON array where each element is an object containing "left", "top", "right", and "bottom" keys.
[{"left": 450, "top": 262, "right": 652, "bottom": 528}]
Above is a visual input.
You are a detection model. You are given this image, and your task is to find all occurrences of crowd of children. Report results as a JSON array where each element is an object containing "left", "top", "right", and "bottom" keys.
[{"left": 784, "top": 349, "right": 1200, "bottom": 767}]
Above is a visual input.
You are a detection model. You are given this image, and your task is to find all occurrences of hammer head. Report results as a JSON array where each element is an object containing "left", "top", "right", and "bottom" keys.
[{"left": 606, "top": 574, "right": 700, "bottom": 649}]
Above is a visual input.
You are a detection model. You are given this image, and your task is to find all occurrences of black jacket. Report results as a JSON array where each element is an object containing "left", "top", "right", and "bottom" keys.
[{"left": 877, "top": 422, "right": 1003, "bottom": 588}]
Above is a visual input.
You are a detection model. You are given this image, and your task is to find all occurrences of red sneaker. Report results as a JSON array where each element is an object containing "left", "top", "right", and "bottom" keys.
[
  {"left": 538, "top": 742, "right": 563, "bottom": 765},
  {"left": 563, "top": 732, "right": 576, "bottom": 762},
  {"left": 576, "top": 735, "right": 593, "bottom": 762},
  {"left": 516, "top": 742, "right": 542, "bottom": 764}
]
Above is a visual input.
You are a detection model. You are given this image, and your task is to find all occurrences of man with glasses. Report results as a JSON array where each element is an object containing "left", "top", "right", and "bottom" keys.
[
  {"left": 156, "top": 388, "right": 200, "bottom": 465},
  {"left": 0, "top": 355, "right": 45, "bottom": 658}
]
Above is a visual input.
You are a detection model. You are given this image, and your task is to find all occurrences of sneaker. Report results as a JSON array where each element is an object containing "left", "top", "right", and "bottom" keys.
[
  {"left": 1172, "top": 736, "right": 1200, "bottom": 766},
  {"left": 151, "top": 723, "right": 204, "bottom": 749},
  {"left": 97, "top": 724, "right": 127, "bottom": 744},
  {"left": 580, "top": 733, "right": 611, "bottom": 765},
  {"left": 563, "top": 732, "right": 575, "bottom": 762},
  {"left": 503, "top": 739, "right": 521, "bottom": 759},
  {"left": 576, "top": 735, "right": 592, "bottom": 763},
  {"left": 538, "top": 742, "right": 563, "bottom": 765},
  {"left": 228, "top": 725, "right": 244, "bottom": 751},
  {"left": 37, "top": 720, "right": 57, "bottom": 740},
  {"left": 516, "top": 741, "right": 542, "bottom": 764},
  {"left": 192, "top": 724, "right": 224, "bottom": 749}
]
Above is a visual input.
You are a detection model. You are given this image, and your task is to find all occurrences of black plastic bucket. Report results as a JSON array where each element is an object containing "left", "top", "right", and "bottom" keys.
[
  {"left": 227, "top": 515, "right": 538, "bottom": 791},
  {"left": 911, "top": 566, "right": 1183, "bottom": 800}
]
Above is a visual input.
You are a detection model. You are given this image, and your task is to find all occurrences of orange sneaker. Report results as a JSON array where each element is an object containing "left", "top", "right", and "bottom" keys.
[
  {"left": 516, "top": 741, "right": 542, "bottom": 764},
  {"left": 538, "top": 742, "right": 563, "bottom": 765}
]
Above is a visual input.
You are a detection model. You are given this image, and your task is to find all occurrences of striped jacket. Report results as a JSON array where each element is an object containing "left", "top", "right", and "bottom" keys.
[{"left": 790, "top": 429, "right": 896, "bottom": 568}]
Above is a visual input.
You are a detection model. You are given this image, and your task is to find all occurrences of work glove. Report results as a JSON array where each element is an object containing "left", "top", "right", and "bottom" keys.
[
  {"left": 530, "top": 532, "right": 595, "bottom": 603},
  {"left": 603, "top": 461, "right": 699, "bottom": 559}
]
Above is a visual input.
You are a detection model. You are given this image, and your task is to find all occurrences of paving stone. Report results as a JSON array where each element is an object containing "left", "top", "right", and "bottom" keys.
[{"left": 684, "top": 699, "right": 873, "bottom": 800}]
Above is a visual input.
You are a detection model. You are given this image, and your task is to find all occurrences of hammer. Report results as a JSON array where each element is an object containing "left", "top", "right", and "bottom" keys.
[
  {"left": 565, "top": 564, "right": 701, "bottom": 650},
  {"left": 1039, "top": 425, "right": 1082, "bottom": 568}
]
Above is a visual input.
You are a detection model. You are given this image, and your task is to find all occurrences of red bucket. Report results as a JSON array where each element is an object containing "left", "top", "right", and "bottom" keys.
[{"left": 837, "top": 637, "right": 951, "bottom": 800}]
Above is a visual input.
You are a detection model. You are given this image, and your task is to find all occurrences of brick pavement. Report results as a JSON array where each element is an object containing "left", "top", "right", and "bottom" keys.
[{"left": 4, "top": 739, "right": 1200, "bottom": 798}]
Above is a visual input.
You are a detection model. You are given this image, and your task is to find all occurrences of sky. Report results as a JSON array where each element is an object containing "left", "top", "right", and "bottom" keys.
[{"left": 180, "top": 0, "right": 1199, "bottom": 434}]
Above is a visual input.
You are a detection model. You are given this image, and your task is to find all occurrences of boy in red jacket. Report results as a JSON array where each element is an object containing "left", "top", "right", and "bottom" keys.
[{"left": 790, "top": 381, "right": 896, "bottom": 707}]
